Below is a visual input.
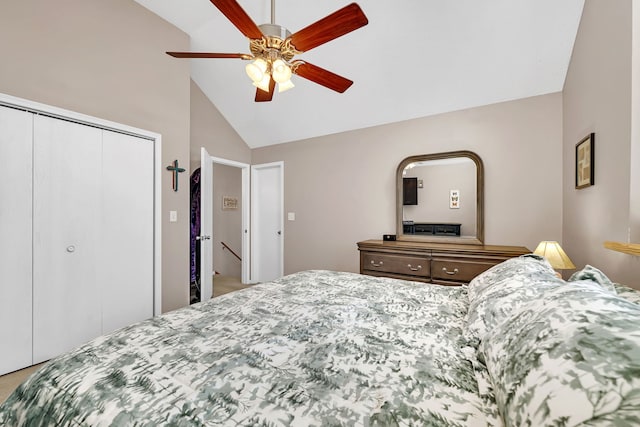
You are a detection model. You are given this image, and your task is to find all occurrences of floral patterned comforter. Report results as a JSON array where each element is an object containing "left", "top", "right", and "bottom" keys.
[{"left": 0, "top": 270, "right": 491, "bottom": 426}]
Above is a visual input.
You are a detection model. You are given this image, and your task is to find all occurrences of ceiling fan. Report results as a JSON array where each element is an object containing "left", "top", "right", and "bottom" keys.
[{"left": 167, "top": 0, "right": 368, "bottom": 102}]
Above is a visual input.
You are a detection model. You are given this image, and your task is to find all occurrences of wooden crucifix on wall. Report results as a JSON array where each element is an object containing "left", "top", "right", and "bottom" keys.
[{"left": 166, "top": 159, "right": 186, "bottom": 192}]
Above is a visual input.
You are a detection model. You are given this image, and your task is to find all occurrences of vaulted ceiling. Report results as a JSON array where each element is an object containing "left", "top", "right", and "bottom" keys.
[{"left": 135, "top": 0, "right": 585, "bottom": 148}]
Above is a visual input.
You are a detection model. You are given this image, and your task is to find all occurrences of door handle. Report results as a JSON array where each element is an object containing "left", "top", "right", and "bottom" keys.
[{"left": 196, "top": 235, "right": 211, "bottom": 241}]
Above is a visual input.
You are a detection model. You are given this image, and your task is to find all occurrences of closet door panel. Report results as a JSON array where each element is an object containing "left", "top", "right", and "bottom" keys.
[
  {"left": 0, "top": 106, "right": 33, "bottom": 375},
  {"left": 32, "top": 115, "right": 103, "bottom": 363},
  {"left": 101, "top": 131, "right": 154, "bottom": 333}
]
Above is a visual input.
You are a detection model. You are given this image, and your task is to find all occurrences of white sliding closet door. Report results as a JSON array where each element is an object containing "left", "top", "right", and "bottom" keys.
[
  {"left": 0, "top": 106, "right": 33, "bottom": 375},
  {"left": 0, "top": 93, "right": 160, "bottom": 373},
  {"left": 32, "top": 115, "right": 103, "bottom": 363},
  {"left": 101, "top": 130, "right": 154, "bottom": 333}
]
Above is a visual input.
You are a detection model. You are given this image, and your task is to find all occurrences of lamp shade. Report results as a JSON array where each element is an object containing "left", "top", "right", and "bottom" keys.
[
  {"left": 253, "top": 73, "right": 272, "bottom": 92},
  {"left": 272, "top": 59, "right": 292, "bottom": 83},
  {"left": 533, "top": 241, "right": 576, "bottom": 270},
  {"left": 277, "top": 79, "right": 295, "bottom": 93},
  {"left": 245, "top": 58, "right": 267, "bottom": 83}
]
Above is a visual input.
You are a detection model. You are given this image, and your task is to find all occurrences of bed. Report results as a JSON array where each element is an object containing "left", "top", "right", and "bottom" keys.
[{"left": 1, "top": 256, "right": 639, "bottom": 426}]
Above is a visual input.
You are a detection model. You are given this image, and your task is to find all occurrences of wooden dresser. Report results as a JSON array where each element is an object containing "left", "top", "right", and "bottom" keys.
[{"left": 358, "top": 239, "right": 530, "bottom": 285}]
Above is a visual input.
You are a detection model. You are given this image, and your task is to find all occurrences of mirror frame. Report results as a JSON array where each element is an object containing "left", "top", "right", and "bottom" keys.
[{"left": 396, "top": 150, "right": 484, "bottom": 245}]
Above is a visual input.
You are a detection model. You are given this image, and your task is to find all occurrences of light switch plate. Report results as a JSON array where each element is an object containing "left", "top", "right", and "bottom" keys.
[
  {"left": 169, "top": 210, "right": 177, "bottom": 222},
  {"left": 287, "top": 212, "right": 295, "bottom": 221}
]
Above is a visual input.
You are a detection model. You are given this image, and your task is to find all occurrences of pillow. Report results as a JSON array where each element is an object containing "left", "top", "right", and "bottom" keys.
[
  {"left": 479, "top": 282, "right": 640, "bottom": 426},
  {"left": 568, "top": 264, "right": 617, "bottom": 293},
  {"left": 465, "top": 254, "right": 563, "bottom": 342},
  {"left": 614, "top": 282, "right": 640, "bottom": 305}
]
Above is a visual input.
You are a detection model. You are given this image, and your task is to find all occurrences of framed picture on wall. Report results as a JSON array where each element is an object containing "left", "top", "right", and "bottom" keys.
[
  {"left": 449, "top": 189, "right": 460, "bottom": 209},
  {"left": 222, "top": 196, "right": 238, "bottom": 210},
  {"left": 575, "top": 133, "right": 595, "bottom": 189}
]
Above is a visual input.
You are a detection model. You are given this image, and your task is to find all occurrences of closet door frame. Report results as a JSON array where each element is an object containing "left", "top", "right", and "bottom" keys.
[{"left": 0, "top": 93, "right": 162, "bottom": 316}]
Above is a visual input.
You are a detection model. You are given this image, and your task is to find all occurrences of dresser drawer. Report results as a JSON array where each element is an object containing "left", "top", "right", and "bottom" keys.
[
  {"left": 431, "top": 259, "right": 494, "bottom": 283},
  {"left": 362, "top": 253, "right": 430, "bottom": 278},
  {"left": 358, "top": 240, "right": 530, "bottom": 285}
]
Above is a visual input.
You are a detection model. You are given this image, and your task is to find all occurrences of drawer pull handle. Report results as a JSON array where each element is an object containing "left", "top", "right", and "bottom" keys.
[
  {"left": 407, "top": 264, "right": 422, "bottom": 271},
  {"left": 442, "top": 267, "right": 459, "bottom": 275},
  {"left": 370, "top": 260, "right": 383, "bottom": 267}
]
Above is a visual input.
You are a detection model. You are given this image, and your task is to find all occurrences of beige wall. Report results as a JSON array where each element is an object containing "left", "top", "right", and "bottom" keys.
[
  {"left": 563, "top": 0, "right": 639, "bottom": 288},
  {"left": 0, "top": 0, "right": 191, "bottom": 312},
  {"left": 190, "top": 80, "right": 251, "bottom": 169},
  {"left": 213, "top": 164, "right": 242, "bottom": 278},
  {"left": 253, "top": 93, "right": 563, "bottom": 275}
]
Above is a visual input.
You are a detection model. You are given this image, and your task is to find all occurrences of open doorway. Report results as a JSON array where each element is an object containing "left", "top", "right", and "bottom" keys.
[
  {"left": 193, "top": 149, "right": 250, "bottom": 303},
  {"left": 191, "top": 151, "right": 284, "bottom": 302},
  {"left": 212, "top": 163, "right": 244, "bottom": 296}
]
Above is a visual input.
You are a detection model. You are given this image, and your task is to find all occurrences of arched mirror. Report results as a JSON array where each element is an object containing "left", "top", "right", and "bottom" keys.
[{"left": 396, "top": 150, "right": 484, "bottom": 244}]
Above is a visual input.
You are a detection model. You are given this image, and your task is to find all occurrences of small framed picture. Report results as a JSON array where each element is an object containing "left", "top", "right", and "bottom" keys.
[
  {"left": 575, "top": 133, "right": 595, "bottom": 189},
  {"left": 222, "top": 196, "right": 238, "bottom": 210},
  {"left": 449, "top": 189, "right": 460, "bottom": 209}
]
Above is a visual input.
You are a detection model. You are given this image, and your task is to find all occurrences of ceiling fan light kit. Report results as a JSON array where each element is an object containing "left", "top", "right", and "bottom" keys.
[
  {"left": 166, "top": 0, "right": 368, "bottom": 102},
  {"left": 277, "top": 78, "right": 295, "bottom": 93},
  {"left": 245, "top": 58, "right": 267, "bottom": 83},
  {"left": 253, "top": 73, "right": 272, "bottom": 92},
  {"left": 272, "top": 59, "right": 292, "bottom": 83}
]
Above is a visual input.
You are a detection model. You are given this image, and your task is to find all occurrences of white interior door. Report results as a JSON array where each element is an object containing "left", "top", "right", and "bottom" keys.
[
  {"left": 101, "top": 130, "right": 154, "bottom": 333},
  {"left": 0, "top": 106, "right": 33, "bottom": 375},
  {"left": 200, "top": 147, "right": 213, "bottom": 301},
  {"left": 32, "top": 115, "right": 103, "bottom": 363},
  {"left": 251, "top": 162, "right": 284, "bottom": 283}
]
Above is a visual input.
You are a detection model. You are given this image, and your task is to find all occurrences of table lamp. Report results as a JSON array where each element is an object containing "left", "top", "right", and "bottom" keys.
[{"left": 533, "top": 241, "right": 576, "bottom": 277}]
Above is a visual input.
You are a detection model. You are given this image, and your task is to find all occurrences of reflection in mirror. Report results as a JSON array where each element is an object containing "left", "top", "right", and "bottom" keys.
[
  {"left": 396, "top": 151, "right": 484, "bottom": 245},
  {"left": 403, "top": 158, "right": 476, "bottom": 236}
]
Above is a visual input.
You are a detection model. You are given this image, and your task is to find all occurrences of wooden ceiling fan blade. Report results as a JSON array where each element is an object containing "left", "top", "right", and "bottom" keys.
[
  {"left": 288, "top": 3, "right": 368, "bottom": 52},
  {"left": 166, "top": 52, "right": 252, "bottom": 59},
  {"left": 293, "top": 62, "right": 353, "bottom": 93},
  {"left": 255, "top": 77, "right": 276, "bottom": 102},
  {"left": 210, "top": 0, "right": 264, "bottom": 39}
]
